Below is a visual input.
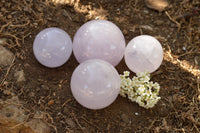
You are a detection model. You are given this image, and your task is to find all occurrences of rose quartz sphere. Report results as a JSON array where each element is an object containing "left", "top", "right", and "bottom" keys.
[
  {"left": 33, "top": 27, "right": 72, "bottom": 68},
  {"left": 125, "top": 35, "right": 163, "bottom": 73},
  {"left": 70, "top": 59, "right": 120, "bottom": 110},
  {"left": 73, "top": 20, "right": 125, "bottom": 66}
]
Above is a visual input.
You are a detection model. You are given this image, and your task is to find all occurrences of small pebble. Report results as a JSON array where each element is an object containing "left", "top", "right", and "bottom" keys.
[
  {"left": 36, "top": 87, "right": 40, "bottom": 92},
  {"left": 7, "top": 15, "right": 12, "bottom": 19},
  {"left": 0, "top": 38, "right": 6, "bottom": 45},
  {"left": 135, "top": 112, "right": 139, "bottom": 116},
  {"left": 24, "top": 63, "right": 31, "bottom": 68},
  {"left": 145, "top": 0, "right": 169, "bottom": 12},
  {"left": 66, "top": 118, "right": 76, "bottom": 128},
  {"left": 143, "top": 9, "right": 149, "bottom": 14},
  {"left": 95, "top": 16, "right": 100, "bottom": 19},
  {"left": 14, "top": 70, "right": 26, "bottom": 82},
  {"left": 0, "top": 45, "right": 14, "bottom": 66},
  {"left": 1, "top": 7, "right": 6, "bottom": 12},
  {"left": 121, "top": 114, "right": 129, "bottom": 123},
  {"left": 63, "top": 106, "right": 70, "bottom": 114},
  {"left": 140, "top": 25, "right": 153, "bottom": 31},
  {"left": 122, "top": 29, "right": 128, "bottom": 35},
  {"left": 155, "top": 20, "right": 164, "bottom": 25}
]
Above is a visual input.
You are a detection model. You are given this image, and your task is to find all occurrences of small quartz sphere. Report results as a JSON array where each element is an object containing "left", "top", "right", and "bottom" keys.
[
  {"left": 70, "top": 59, "right": 120, "bottom": 110},
  {"left": 33, "top": 27, "right": 72, "bottom": 68},
  {"left": 73, "top": 20, "right": 125, "bottom": 66},
  {"left": 125, "top": 35, "right": 163, "bottom": 73}
]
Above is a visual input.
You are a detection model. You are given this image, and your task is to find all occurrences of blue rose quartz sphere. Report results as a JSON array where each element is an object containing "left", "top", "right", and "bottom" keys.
[
  {"left": 125, "top": 35, "right": 163, "bottom": 73},
  {"left": 71, "top": 59, "right": 120, "bottom": 110},
  {"left": 73, "top": 20, "right": 125, "bottom": 66},
  {"left": 33, "top": 27, "right": 72, "bottom": 68}
]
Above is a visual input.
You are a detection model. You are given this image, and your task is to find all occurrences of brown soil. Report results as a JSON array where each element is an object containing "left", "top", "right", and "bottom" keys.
[{"left": 0, "top": 0, "right": 200, "bottom": 133}]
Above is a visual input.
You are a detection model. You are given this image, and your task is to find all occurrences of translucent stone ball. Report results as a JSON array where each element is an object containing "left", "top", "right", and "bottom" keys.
[
  {"left": 71, "top": 59, "right": 120, "bottom": 110},
  {"left": 73, "top": 20, "right": 125, "bottom": 66},
  {"left": 33, "top": 27, "right": 72, "bottom": 68},
  {"left": 125, "top": 35, "right": 163, "bottom": 73}
]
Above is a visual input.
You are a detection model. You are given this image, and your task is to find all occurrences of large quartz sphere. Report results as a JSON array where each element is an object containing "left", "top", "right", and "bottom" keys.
[
  {"left": 125, "top": 35, "right": 163, "bottom": 73},
  {"left": 33, "top": 27, "right": 72, "bottom": 68},
  {"left": 70, "top": 59, "right": 120, "bottom": 110},
  {"left": 73, "top": 20, "right": 125, "bottom": 66}
]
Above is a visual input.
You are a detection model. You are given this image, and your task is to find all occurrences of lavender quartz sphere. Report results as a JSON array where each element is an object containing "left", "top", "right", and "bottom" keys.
[
  {"left": 70, "top": 59, "right": 120, "bottom": 110},
  {"left": 73, "top": 20, "right": 125, "bottom": 66},
  {"left": 125, "top": 35, "right": 163, "bottom": 73},
  {"left": 33, "top": 27, "right": 72, "bottom": 68}
]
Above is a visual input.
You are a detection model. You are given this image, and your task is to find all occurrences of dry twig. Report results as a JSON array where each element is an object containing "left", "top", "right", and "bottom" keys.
[
  {"left": 62, "top": 99, "right": 72, "bottom": 107},
  {"left": 71, "top": 112, "right": 86, "bottom": 132},
  {"left": 0, "top": 22, "right": 11, "bottom": 33},
  {"left": 2, "top": 33, "right": 21, "bottom": 47},
  {"left": 165, "top": 11, "right": 181, "bottom": 31}
]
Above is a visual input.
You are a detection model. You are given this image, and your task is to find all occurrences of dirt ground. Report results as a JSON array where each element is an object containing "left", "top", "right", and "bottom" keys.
[{"left": 0, "top": 0, "right": 200, "bottom": 133}]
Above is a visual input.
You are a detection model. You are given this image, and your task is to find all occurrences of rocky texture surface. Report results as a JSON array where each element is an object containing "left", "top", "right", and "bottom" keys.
[
  {"left": 0, "top": 97, "right": 51, "bottom": 133},
  {"left": 14, "top": 70, "right": 26, "bottom": 83},
  {"left": 145, "top": 0, "right": 169, "bottom": 12},
  {"left": 0, "top": 45, "right": 14, "bottom": 66}
]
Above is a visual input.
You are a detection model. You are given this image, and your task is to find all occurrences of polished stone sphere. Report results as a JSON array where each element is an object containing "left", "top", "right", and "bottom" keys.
[
  {"left": 73, "top": 20, "right": 125, "bottom": 66},
  {"left": 70, "top": 59, "right": 120, "bottom": 110},
  {"left": 33, "top": 27, "right": 72, "bottom": 68},
  {"left": 125, "top": 35, "right": 163, "bottom": 73}
]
